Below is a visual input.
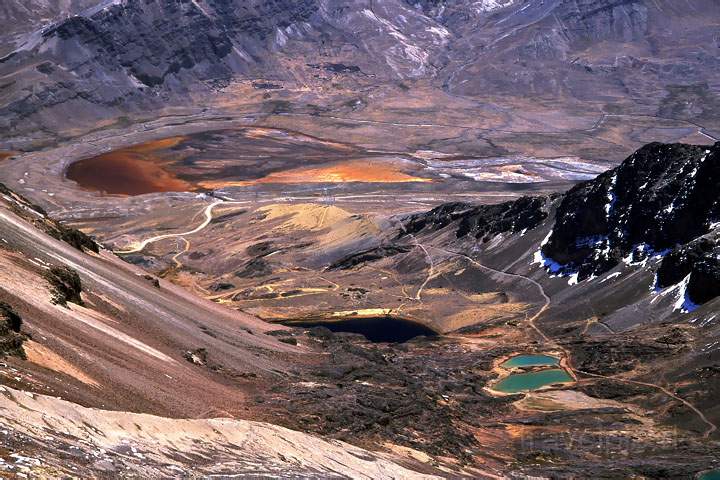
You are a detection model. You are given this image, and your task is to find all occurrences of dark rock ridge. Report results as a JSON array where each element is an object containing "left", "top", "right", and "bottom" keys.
[
  {"left": 656, "top": 238, "right": 720, "bottom": 305},
  {"left": 397, "top": 141, "right": 720, "bottom": 308},
  {"left": 542, "top": 141, "right": 720, "bottom": 304},
  {"left": 0, "top": 302, "right": 26, "bottom": 359},
  {"left": 0, "top": 183, "right": 98, "bottom": 253},
  {"left": 328, "top": 245, "right": 413, "bottom": 270},
  {"left": 0, "top": 0, "right": 451, "bottom": 132},
  {"left": 401, "top": 196, "right": 549, "bottom": 241},
  {"left": 44, "top": 265, "right": 84, "bottom": 307}
]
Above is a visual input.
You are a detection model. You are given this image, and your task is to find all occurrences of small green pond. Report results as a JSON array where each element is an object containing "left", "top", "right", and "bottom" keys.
[
  {"left": 699, "top": 470, "right": 720, "bottom": 480},
  {"left": 494, "top": 368, "right": 573, "bottom": 393},
  {"left": 501, "top": 354, "right": 559, "bottom": 368}
]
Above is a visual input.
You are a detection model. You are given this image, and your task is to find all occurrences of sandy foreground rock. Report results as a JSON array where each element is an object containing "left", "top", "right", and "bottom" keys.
[{"left": 0, "top": 385, "right": 439, "bottom": 479}]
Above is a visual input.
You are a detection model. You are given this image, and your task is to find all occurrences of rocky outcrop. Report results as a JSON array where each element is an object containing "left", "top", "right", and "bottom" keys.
[
  {"left": 0, "top": 302, "right": 26, "bottom": 358},
  {"left": 401, "top": 196, "right": 548, "bottom": 241},
  {"left": 0, "top": 183, "right": 98, "bottom": 253},
  {"left": 44, "top": 265, "right": 84, "bottom": 306},
  {"left": 328, "top": 245, "right": 412, "bottom": 270},
  {"left": 656, "top": 238, "right": 720, "bottom": 305},
  {"left": 403, "top": 141, "right": 720, "bottom": 308},
  {"left": 541, "top": 141, "right": 720, "bottom": 305},
  {"left": 543, "top": 143, "right": 719, "bottom": 273}
]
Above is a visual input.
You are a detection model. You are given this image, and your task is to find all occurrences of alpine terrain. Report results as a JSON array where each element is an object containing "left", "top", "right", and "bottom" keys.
[{"left": 0, "top": 0, "right": 719, "bottom": 478}]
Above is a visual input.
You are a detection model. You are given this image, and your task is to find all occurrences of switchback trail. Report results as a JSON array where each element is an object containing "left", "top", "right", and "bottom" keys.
[
  {"left": 431, "top": 246, "right": 718, "bottom": 438},
  {"left": 114, "top": 200, "right": 247, "bottom": 254},
  {"left": 430, "top": 246, "right": 551, "bottom": 343}
]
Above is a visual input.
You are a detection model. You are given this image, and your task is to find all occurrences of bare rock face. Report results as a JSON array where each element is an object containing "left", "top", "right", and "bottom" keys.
[
  {"left": 397, "top": 141, "right": 720, "bottom": 307},
  {"left": 438, "top": 0, "right": 720, "bottom": 103},
  {"left": 554, "top": 0, "right": 650, "bottom": 43},
  {"left": 0, "top": 302, "right": 26, "bottom": 358},
  {"left": 542, "top": 141, "right": 720, "bottom": 305},
  {"left": 44, "top": 265, "right": 84, "bottom": 306},
  {"left": 656, "top": 238, "right": 720, "bottom": 305},
  {"left": 0, "top": 0, "right": 450, "bottom": 132},
  {"left": 0, "top": 183, "right": 98, "bottom": 253},
  {"left": 401, "top": 196, "right": 549, "bottom": 241}
]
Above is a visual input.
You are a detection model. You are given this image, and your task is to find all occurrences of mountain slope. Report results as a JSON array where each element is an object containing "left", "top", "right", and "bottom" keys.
[
  {"left": 542, "top": 142, "right": 720, "bottom": 289},
  {"left": 391, "top": 141, "right": 720, "bottom": 437},
  {"left": 1, "top": 0, "right": 718, "bottom": 137},
  {"left": 0, "top": 182, "right": 444, "bottom": 477},
  {"left": 403, "top": 141, "right": 720, "bottom": 316},
  {"left": 437, "top": 0, "right": 720, "bottom": 102},
  {"left": 1, "top": 384, "right": 435, "bottom": 478},
  {"left": 0, "top": 0, "right": 450, "bottom": 134},
  {"left": 0, "top": 181, "right": 298, "bottom": 414}
]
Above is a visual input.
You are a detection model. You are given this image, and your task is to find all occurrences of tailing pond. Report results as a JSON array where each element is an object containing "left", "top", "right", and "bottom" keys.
[{"left": 282, "top": 316, "right": 437, "bottom": 343}]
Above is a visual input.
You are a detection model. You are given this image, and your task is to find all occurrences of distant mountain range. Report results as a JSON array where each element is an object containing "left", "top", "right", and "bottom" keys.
[{"left": 1, "top": 0, "right": 719, "bottom": 135}]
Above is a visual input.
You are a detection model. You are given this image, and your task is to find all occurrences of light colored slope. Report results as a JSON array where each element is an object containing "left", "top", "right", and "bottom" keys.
[
  {"left": 0, "top": 190, "right": 298, "bottom": 417},
  {"left": 0, "top": 386, "right": 438, "bottom": 479}
]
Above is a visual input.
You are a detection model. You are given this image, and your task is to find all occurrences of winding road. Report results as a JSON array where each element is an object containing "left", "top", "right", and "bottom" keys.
[
  {"left": 429, "top": 244, "right": 718, "bottom": 438},
  {"left": 430, "top": 246, "right": 551, "bottom": 343},
  {"left": 114, "top": 200, "right": 247, "bottom": 254}
]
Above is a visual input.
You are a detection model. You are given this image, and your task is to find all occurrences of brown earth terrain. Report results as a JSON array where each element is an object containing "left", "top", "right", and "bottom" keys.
[{"left": 0, "top": 0, "right": 719, "bottom": 477}]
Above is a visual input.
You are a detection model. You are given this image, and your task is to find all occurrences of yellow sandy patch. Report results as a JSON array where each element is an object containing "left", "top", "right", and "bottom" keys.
[
  {"left": 258, "top": 203, "right": 354, "bottom": 231},
  {"left": 465, "top": 292, "right": 506, "bottom": 303},
  {"left": 24, "top": 341, "right": 100, "bottom": 388},
  {"left": 515, "top": 390, "right": 624, "bottom": 412},
  {"left": 319, "top": 214, "right": 381, "bottom": 246},
  {"left": 420, "top": 287, "right": 453, "bottom": 296},
  {"left": 241, "top": 127, "right": 353, "bottom": 150},
  {"left": 383, "top": 443, "right": 434, "bottom": 464},
  {"left": 442, "top": 304, "right": 529, "bottom": 332},
  {"left": 331, "top": 308, "right": 394, "bottom": 317},
  {"left": 201, "top": 159, "right": 432, "bottom": 188},
  {"left": 274, "top": 288, "right": 329, "bottom": 300},
  {"left": 126, "top": 136, "right": 187, "bottom": 153}
]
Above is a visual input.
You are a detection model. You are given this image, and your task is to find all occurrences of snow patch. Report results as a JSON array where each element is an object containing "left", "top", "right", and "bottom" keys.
[
  {"left": 622, "top": 243, "right": 671, "bottom": 267},
  {"left": 654, "top": 274, "right": 699, "bottom": 314},
  {"left": 600, "top": 272, "right": 622, "bottom": 283},
  {"left": 532, "top": 230, "right": 581, "bottom": 282},
  {"left": 427, "top": 26, "right": 450, "bottom": 42},
  {"left": 604, "top": 173, "right": 617, "bottom": 216},
  {"left": 471, "top": 0, "right": 515, "bottom": 13}
]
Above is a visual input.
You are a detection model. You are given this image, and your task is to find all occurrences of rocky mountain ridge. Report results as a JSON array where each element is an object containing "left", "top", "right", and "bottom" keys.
[
  {"left": 542, "top": 142, "right": 720, "bottom": 307},
  {"left": 402, "top": 141, "right": 720, "bottom": 310},
  {"left": 1, "top": 0, "right": 719, "bottom": 137}
]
